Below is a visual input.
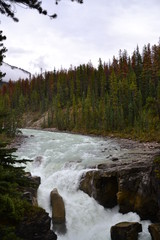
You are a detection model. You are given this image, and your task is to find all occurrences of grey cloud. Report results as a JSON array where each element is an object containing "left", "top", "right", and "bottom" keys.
[
  {"left": 1, "top": 0, "right": 160, "bottom": 73},
  {"left": 8, "top": 47, "right": 33, "bottom": 56}
]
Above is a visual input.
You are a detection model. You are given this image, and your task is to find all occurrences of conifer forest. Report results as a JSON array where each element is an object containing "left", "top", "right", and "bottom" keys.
[{"left": 0, "top": 43, "right": 160, "bottom": 141}]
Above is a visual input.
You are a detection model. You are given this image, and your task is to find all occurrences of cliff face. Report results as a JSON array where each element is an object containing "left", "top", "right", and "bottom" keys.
[{"left": 79, "top": 154, "right": 160, "bottom": 222}]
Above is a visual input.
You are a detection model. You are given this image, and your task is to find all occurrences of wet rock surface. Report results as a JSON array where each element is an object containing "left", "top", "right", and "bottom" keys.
[
  {"left": 16, "top": 173, "right": 57, "bottom": 240},
  {"left": 22, "top": 172, "right": 41, "bottom": 206},
  {"left": 148, "top": 223, "right": 160, "bottom": 240},
  {"left": 110, "top": 222, "right": 142, "bottom": 240},
  {"left": 50, "top": 188, "right": 66, "bottom": 234}
]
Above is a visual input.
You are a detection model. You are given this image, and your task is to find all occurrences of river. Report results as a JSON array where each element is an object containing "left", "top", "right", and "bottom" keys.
[{"left": 16, "top": 128, "right": 151, "bottom": 240}]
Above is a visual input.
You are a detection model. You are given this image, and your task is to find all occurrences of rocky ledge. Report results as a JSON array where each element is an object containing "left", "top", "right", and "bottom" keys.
[
  {"left": 79, "top": 143, "right": 160, "bottom": 222},
  {"left": 16, "top": 173, "right": 57, "bottom": 240}
]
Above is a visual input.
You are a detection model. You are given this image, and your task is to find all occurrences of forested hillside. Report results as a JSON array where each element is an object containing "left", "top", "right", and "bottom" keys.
[{"left": 0, "top": 43, "right": 160, "bottom": 141}]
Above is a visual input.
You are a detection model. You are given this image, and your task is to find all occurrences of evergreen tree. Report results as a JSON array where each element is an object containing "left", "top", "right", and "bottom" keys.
[
  {"left": 0, "top": 143, "right": 33, "bottom": 239},
  {"left": 131, "top": 45, "right": 142, "bottom": 89}
]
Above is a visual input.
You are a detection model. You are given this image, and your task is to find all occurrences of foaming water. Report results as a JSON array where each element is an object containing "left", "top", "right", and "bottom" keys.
[{"left": 16, "top": 129, "right": 151, "bottom": 240}]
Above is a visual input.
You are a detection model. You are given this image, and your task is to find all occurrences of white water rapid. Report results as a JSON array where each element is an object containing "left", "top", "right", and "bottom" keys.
[{"left": 16, "top": 129, "right": 151, "bottom": 240}]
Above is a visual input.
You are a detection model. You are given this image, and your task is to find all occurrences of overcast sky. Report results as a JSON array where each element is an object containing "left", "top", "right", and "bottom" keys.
[{"left": 1, "top": 0, "right": 160, "bottom": 74}]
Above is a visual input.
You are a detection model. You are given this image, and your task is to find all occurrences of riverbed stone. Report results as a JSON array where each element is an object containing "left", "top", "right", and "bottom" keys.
[
  {"left": 148, "top": 223, "right": 160, "bottom": 240},
  {"left": 50, "top": 188, "right": 66, "bottom": 234},
  {"left": 50, "top": 188, "right": 66, "bottom": 224},
  {"left": 110, "top": 222, "right": 142, "bottom": 240}
]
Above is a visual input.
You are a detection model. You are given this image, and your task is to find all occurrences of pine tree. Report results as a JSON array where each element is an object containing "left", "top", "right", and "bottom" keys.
[
  {"left": 109, "top": 70, "right": 119, "bottom": 130},
  {"left": 141, "top": 44, "right": 152, "bottom": 104},
  {"left": 157, "top": 80, "right": 160, "bottom": 120},
  {"left": 131, "top": 45, "right": 142, "bottom": 89}
]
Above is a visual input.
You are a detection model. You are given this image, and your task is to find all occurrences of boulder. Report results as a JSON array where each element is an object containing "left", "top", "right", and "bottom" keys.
[
  {"left": 50, "top": 188, "right": 66, "bottom": 224},
  {"left": 112, "top": 157, "right": 119, "bottom": 162},
  {"left": 148, "top": 223, "right": 160, "bottom": 240},
  {"left": 50, "top": 188, "right": 66, "bottom": 234},
  {"left": 110, "top": 222, "right": 142, "bottom": 240},
  {"left": 16, "top": 208, "right": 57, "bottom": 240}
]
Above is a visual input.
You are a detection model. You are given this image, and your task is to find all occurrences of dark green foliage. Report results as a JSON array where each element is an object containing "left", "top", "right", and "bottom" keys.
[
  {"left": 0, "top": 143, "right": 33, "bottom": 239},
  {"left": 0, "top": 225, "right": 22, "bottom": 240}
]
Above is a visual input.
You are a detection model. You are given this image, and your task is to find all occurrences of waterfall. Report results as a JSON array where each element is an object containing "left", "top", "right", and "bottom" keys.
[{"left": 16, "top": 129, "right": 151, "bottom": 240}]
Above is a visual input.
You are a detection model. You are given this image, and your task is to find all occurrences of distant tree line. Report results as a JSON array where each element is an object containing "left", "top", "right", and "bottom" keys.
[{"left": 0, "top": 42, "right": 160, "bottom": 141}]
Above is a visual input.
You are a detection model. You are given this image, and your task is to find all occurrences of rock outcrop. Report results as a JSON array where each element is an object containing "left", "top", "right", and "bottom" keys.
[
  {"left": 79, "top": 153, "right": 160, "bottom": 222},
  {"left": 22, "top": 172, "right": 41, "bottom": 206},
  {"left": 17, "top": 173, "right": 57, "bottom": 239},
  {"left": 16, "top": 208, "right": 57, "bottom": 240},
  {"left": 117, "top": 161, "right": 158, "bottom": 222},
  {"left": 110, "top": 222, "right": 142, "bottom": 240},
  {"left": 50, "top": 188, "right": 66, "bottom": 234},
  {"left": 79, "top": 170, "right": 118, "bottom": 208}
]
